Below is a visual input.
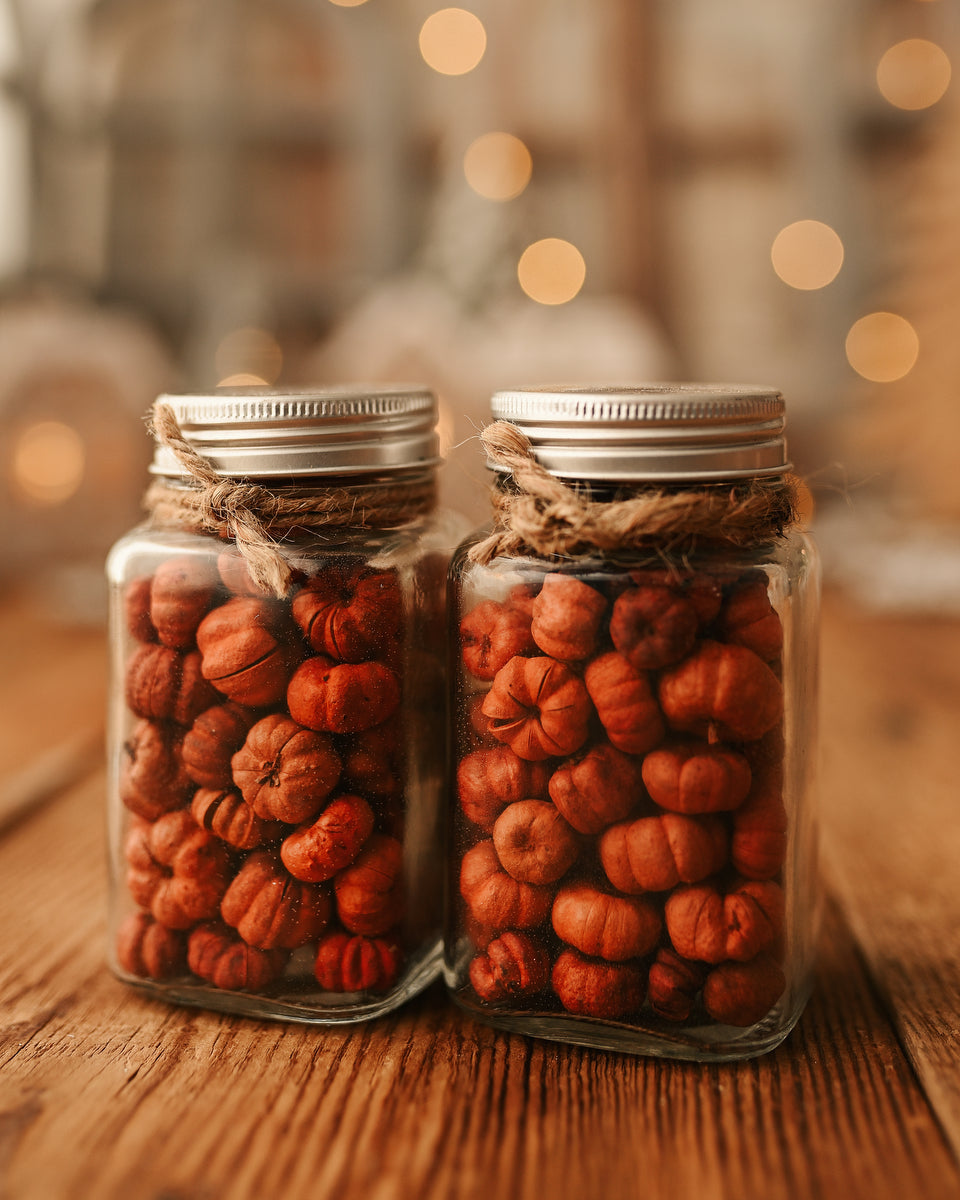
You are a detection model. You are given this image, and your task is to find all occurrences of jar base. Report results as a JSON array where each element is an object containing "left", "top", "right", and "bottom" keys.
[
  {"left": 449, "top": 988, "right": 808, "bottom": 1062},
  {"left": 111, "top": 940, "right": 443, "bottom": 1025}
]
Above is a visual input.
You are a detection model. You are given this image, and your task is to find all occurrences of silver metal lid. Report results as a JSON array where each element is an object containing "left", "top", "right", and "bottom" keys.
[
  {"left": 150, "top": 385, "right": 441, "bottom": 478},
  {"left": 489, "top": 384, "right": 789, "bottom": 482}
]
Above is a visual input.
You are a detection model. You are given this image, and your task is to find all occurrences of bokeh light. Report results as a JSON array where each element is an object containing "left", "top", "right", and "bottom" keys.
[
  {"left": 13, "top": 421, "right": 85, "bottom": 505},
  {"left": 327, "top": 0, "right": 370, "bottom": 6},
  {"left": 419, "top": 9, "right": 486, "bottom": 76},
  {"left": 845, "top": 312, "right": 919, "bottom": 382},
  {"left": 771, "top": 220, "right": 844, "bottom": 290},
  {"left": 464, "top": 132, "right": 533, "bottom": 201},
  {"left": 877, "top": 39, "right": 952, "bottom": 110},
  {"left": 215, "top": 327, "right": 283, "bottom": 385},
  {"left": 218, "top": 373, "right": 271, "bottom": 387},
  {"left": 517, "top": 239, "right": 587, "bottom": 306}
]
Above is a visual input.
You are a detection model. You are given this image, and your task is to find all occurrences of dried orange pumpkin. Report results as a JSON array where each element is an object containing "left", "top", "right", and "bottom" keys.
[
  {"left": 702, "top": 953, "right": 786, "bottom": 1026},
  {"left": 125, "top": 644, "right": 219, "bottom": 726},
  {"left": 115, "top": 912, "right": 188, "bottom": 981},
  {"left": 610, "top": 584, "right": 698, "bottom": 670},
  {"left": 183, "top": 702, "right": 258, "bottom": 790},
  {"left": 191, "top": 786, "right": 283, "bottom": 850},
  {"left": 292, "top": 566, "right": 402, "bottom": 662},
  {"left": 231, "top": 713, "right": 342, "bottom": 824},
  {"left": 197, "top": 597, "right": 300, "bottom": 707},
  {"left": 187, "top": 922, "right": 288, "bottom": 990},
  {"left": 599, "top": 812, "right": 728, "bottom": 894},
  {"left": 583, "top": 651, "right": 665, "bottom": 755},
  {"left": 547, "top": 742, "right": 645, "bottom": 835},
  {"left": 280, "top": 794, "right": 375, "bottom": 882},
  {"left": 551, "top": 883, "right": 662, "bottom": 961},
  {"left": 718, "top": 577, "right": 783, "bottom": 662},
  {"left": 460, "top": 599, "right": 535, "bottom": 680},
  {"left": 459, "top": 839, "right": 553, "bottom": 930},
  {"left": 314, "top": 931, "right": 403, "bottom": 993},
  {"left": 469, "top": 931, "right": 550, "bottom": 1002},
  {"left": 658, "top": 640, "right": 782, "bottom": 742},
  {"left": 481, "top": 655, "right": 592, "bottom": 761},
  {"left": 629, "top": 568, "right": 723, "bottom": 625},
  {"left": 150, "top": 555, "right": 219, "bottom": 649},
  {"left": 287, "top": 657, "right": 401, "bottom": 735},
  {"left": 552, "top": 949, "right": 644, "bottom": 1019},
  {"left": 647, "top": 947, "right": 707, "bottom": 1022},
  {"left": 665, "top": 878, "right": 784, "bottom": 963},
  {"left": 641, "top": 740, "right": 752, "bottom": 814},
  {"left": 125, "top": 810, "right": 230, "bottom": 930},
  {"left": 120, "top": 719, "right": 194, "bottom": 821},
  {"left": 221, "top": 851, "right": 331, "bottom": 950},
  {"left": 334, "top": 833, "right": 404, "bottom": 936},
  {"left": 457, "top": 745, "right": 551, "bottom": 831},
  {"left": 492, "top": 799, "right": 580, "bottom": 884},
  {"left": 530, "top": 574, "right": 607, "bottom": 661}
]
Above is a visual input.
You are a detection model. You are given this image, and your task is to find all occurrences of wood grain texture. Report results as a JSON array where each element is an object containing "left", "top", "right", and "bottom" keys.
[
  {"left": 2, "top": 596, "right": 960, "bottom": 1200},
  {"left": 819, "top": 593, "right": 960, "bottom": 1163},
  {"left": 0, "top": 598, "right": 106, "bottom": 780},
  {"left": 1, "top": 771, "right": 958, "bottom": 1200}
]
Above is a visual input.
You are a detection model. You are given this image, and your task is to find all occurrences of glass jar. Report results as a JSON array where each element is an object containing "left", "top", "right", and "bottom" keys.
[
  {"left": 445, "top": 385, "right": 820, "bottom": 1060},
  {"left": 107, "top": 386, "right": 464, "bottom": 1023}
]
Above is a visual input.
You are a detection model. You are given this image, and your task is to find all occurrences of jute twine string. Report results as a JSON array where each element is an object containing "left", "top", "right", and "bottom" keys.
[
  {"left": 468, "top": 421, "right": 799, "bottom": 565},
  {"left": 145, "top": 400, "right": 435, "bottom": 597}
]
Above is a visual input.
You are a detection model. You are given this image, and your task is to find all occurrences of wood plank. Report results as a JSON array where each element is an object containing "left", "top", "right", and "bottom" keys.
[
  {"left": 1, "top": 772, "right": 957, "bottom": 1200},
  {"left": 0, "top": 599, "right": 106, "bottom": 782},
  {"left": 819, "top": 592, "right": 960, "bottom": 1163}
]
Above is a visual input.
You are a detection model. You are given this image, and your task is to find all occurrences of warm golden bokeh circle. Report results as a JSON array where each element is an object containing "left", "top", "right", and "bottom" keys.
[
  {"left": 517, "top": 239, "right": 587, "bottom": 305},
  {"left": 215, "top": 327, "right": 283, "bottom": 386},
  {"left": 877, "top": 39, "right": 952, "bottom": 110},
  {"left": 13, "top": 420, "right": 86, "bottom": 506},
  {"left": 463, "top": 132, "right": 533, "bottom": 201},
  {"left": 419, "top": 9, "right": 487, "bottom": 76},
  {"left": 845, "top": 312, "right": 919, "bottom": 382},
  {"left": 771, "top": 220, "right": 844, "bottom": 290}
]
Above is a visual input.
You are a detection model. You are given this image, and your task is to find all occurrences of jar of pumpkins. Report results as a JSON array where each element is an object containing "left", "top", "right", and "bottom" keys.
[
  {"left": 106, "top": 386, "right": 463, "bottom": 1022},
  {"left": 445, "top": 385, "right": 819, "bottom": 1060}
]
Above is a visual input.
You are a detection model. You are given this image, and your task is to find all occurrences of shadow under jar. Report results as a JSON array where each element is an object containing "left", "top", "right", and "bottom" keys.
[
  {"left": 445, "top": 384, "right": 820, "bottom": 1061},
  {"left": 107, "top": 386, "right": 464, "bottom": 1023}
]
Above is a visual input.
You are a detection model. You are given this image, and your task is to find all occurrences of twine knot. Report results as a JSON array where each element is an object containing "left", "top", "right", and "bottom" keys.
[
  {"left": 468, "top": 421, "right": 799, "bottom": 565},
  {"left": 144, "top": 400, "right": 435, "bottom": 597}
]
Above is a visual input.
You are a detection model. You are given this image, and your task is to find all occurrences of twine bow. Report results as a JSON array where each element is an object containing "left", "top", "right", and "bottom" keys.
[
  {"left": 145, "top": 400, "right": 435, "bottom": 597},
  {"left": 468, "top": 421, "right": 799, "bottom": 565}
]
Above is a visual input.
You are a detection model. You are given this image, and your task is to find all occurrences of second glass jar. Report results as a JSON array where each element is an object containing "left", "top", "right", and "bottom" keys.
[{"left": 445, "top": 385, "right": 820, "bottom": 1060}]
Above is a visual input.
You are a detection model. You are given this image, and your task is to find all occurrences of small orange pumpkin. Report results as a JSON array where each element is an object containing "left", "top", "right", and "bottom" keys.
[
  {"left": 551, "top": 949, "right": 644, "bottom": 1019},
  {"left": 641, "top": 740, "right": 752, "bottom": 814},
  {"left": 334, "top": 834, "right": 404, "bottom": 936},
  {"left": 547, "top": 742, "right": 645, "bottom": 835},
  {"left": 665, "top": 878, "right": 784, "bottom": 963},
  {"left": 583, "top": 652, "right": 665, "bottom": 755},
  {"left": 492, "top": 800, "right": 580, "bottom": 885},
  {"left": 459, "top": 839, "right": 553, "bottom": 930},
  {"left": 468, "top": 931, "right": 551, "bottom": 1002},
  {"left": 599, "top": 812, "right": 728, "bottom": 894},
  {"left": 460, "top": 599, "right": 535, "bottom": 680},
  {"left": 551, "top": 883, "right": 662, "bottom": 961},
  {"left": 231, "top": 713, "right": 342, "bottom": 824},
  {"left": 481, "top": 656, "right": 592, "bottom": 761},
  {"left": 530, "top": 574, "right": 607, "bottom": 661},
  {"left": 658, "top": 640, "right": 782, "bottom": 742}
]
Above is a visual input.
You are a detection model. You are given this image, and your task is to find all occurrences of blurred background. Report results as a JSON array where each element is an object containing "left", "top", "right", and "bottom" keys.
[{"left": 0, "top": 0, "right": 958, "bottom": 618}]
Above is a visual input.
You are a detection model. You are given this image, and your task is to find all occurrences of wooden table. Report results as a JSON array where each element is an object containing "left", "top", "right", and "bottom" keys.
[{"left": 2, "top": 590, "right": 959, "bottom": 1199}]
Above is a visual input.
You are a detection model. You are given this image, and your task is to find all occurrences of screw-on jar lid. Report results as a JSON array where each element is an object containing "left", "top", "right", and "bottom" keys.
[
  {"left": 489, "top": 384, "right": 789, "bottom": 482},
  {"left": 150, "top": 385, "right": 441, "bottom": 478}
]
